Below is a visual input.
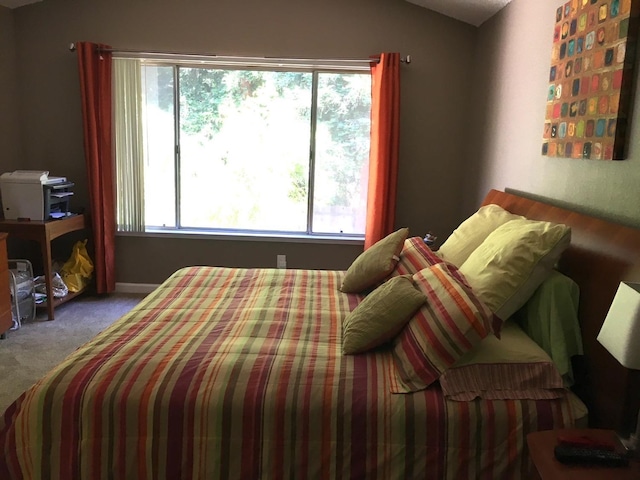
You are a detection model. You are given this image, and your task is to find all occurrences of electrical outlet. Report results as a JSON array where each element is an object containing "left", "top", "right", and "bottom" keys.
[{"left": 277, "top": 254, "right": 287, "bottom": 269}]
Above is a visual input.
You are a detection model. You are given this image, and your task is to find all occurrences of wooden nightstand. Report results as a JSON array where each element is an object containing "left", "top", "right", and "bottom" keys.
[{"left": 527, "top": 428, "right": 640, "bottom": 479}]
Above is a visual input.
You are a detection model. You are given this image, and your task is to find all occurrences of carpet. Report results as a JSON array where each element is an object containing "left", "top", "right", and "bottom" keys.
[{"left": 0, "top": 292, "right": 145, "bottom": 414}]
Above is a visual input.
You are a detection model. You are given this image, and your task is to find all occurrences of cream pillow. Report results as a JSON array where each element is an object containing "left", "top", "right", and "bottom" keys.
[
  {"left": 459, "top": 218, "right": 571, "bottom": 322},
  {"left": 340, "top": 228, "right": 409, "bottom": 293},
  {"left": 437, "top": 204, "right": 523, "bottom": 267},
  {"left": 438, "top": 323, "right": 565, "bottom": 401},
  {"left": 342, "top": 275, "right": 426, "bottom": 354}
]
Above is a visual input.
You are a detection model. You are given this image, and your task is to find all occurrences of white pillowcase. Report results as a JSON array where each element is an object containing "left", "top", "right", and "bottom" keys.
[{"left": 437, "top": 204, "right": 523, "bottom": 267}]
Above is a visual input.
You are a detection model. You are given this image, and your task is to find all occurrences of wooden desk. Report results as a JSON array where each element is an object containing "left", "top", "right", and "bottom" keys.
[
  {"left": 527, "top": 428, "right": 640, "bottom": 479},
  {"left": 0, "top": 215, "right": 87, "bottom": 320}
]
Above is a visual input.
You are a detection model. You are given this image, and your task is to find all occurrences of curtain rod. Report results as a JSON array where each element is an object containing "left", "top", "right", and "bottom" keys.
[{"left": 68, "top": 43, "right": 411, "bottom": 65}]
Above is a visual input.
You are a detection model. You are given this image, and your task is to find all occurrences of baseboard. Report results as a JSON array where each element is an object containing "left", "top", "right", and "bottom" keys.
[{"left": 115, "top": 282, "right": 159, "bottom": 294}]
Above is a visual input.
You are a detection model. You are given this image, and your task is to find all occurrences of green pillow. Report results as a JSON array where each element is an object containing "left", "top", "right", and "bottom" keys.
[
  {"left": 342, "top": 275, "right": 426, "bottom": 354},
  {"left": 340, "top": 228, "right": 409, "bottom": 293},
  {"left": 512, "top": 270, "right": 583, "bottom": 386}
]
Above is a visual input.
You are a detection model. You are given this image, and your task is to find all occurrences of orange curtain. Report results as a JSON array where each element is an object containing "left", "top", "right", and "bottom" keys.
[
  {"left": 365, "top": 52, "right": 401, "bottom": 249},
  {"left": 76, "top": 42, "right": 116, "bottom": 293}
]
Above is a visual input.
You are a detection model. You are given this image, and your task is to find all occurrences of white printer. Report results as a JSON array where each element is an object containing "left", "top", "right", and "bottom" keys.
[{"left": 0, "top": 170, "right": 74, "bottom": 221}]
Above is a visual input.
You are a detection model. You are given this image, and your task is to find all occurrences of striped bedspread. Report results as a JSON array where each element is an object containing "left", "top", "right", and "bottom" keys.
[{"left": 0, "top": 267, "right": 575, "bottom": 479}]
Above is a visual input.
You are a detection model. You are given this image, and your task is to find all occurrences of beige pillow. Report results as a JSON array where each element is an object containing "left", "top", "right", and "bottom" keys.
[
  {"left": 342, "top": 275, "right": 426, "bottom": 354},
  {"left": 437, "top": 204, "right": 523, "bottom": 267},
  {"left": 340, "top": 227, "right": 409, "bottom": 293},
  {"left": 459, "top": 218, "right": 571, "bottom": 322}
]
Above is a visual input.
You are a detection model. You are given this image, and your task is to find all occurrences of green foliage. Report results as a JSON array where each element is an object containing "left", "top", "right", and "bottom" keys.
[
  {"left": 179, "top": 67, "right": 230, "bottom": 139},
  {"left": 229, "top": 70, "right": 266, "bottom": 105},
  {"left": 275, "top": 72, "right": 312, "bottom": 94},
  {"left": 154, "top": 66, "right": 174, "bottom": 112},
  {"left": 147, "top": 64, "right": 370, "bottom": 230},
  {"left": 316, "top": 74, "right": 371, "bottom": 207},
  {"left": 288, "top": 163, "right": 308, "bottom": 202}
]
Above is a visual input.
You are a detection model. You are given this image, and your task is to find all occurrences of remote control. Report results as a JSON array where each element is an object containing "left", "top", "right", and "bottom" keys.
[
  {"left": 557, "top": 433, "right": 616, "bottom": 450},
  {"left": 554, "top": 444, "right": 629, "bottom": 467}
]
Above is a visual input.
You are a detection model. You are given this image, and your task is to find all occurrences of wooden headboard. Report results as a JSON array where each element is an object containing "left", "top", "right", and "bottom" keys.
[{"left": 482, "top": 189, "right": 640, "bottom": 432}]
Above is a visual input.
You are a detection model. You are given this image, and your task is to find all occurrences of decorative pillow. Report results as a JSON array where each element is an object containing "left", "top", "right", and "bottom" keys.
[
  {"left": 439, "top": 322, "right": 565, "bottom": 401},
  {"left": 389, "top": 263, "right": 494, "bottom": 393},
  {"left": 342, "top": 275, "right": 426, "bottom": 355},
  {"left": 390, "top": 236, "right": 444, "bottom": 277},
  {"left": 340, "top": 228, "right": 409, "bottom": 293},
  {"left": 437, "top": 204, "right": 523, "bottom": 267},
  {"left": 459, "top": 218, "right": 571, "bottom": 323}
]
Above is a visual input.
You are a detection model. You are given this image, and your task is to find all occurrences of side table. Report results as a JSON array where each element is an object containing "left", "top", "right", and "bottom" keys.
[
  {"left": 0, "top": 214, "right": 87, "bottom": 320},
  {"left": 527, "top": 428, "right": 640, "bottom": 479}
]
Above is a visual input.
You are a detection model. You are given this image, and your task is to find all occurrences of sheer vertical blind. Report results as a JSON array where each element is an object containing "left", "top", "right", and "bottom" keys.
[{"left": 114, "top": 59, "right": 146, "bottom": 232}]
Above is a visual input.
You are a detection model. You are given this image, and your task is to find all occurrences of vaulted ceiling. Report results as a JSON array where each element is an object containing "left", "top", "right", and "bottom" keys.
[
  {"left": 0, "top": 0, "right": 41, "bottom": 8},
  {"left": 0, "top": 0, "right": 513, "bottom": 28},
  {"left": 406, "top": 0, "right": 513, "bottom": 26}
]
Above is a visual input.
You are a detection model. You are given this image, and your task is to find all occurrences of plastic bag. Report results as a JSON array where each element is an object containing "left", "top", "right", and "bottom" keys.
[
  {"left": 61, "top": 239, "right": 94, "bottom": 293},
  {"left": 34, "top": 272, "right": 69, "bottom": 298}
]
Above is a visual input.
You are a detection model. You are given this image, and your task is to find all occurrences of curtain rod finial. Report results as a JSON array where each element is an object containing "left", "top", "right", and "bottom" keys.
[
  {"left": 405, "top": 55, "right": 411, "bottom": 64},
  {"left": 69, "top": 42, "right": 76, "bottom": 52}
]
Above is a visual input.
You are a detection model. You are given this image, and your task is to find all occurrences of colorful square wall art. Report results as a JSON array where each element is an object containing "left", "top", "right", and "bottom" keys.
[{"left": 542, "top": 0, "right": 640, "bottom": 160}]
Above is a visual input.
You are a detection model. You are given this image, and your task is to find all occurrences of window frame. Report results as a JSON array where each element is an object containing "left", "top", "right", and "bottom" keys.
[{"left": 115, "top": 54, "right": 372, "bottom": 241}]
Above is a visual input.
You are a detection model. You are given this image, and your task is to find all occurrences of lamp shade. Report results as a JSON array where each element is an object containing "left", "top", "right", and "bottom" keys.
[{"left": 597, "top": 282, "right": 640, "bottom": 370}]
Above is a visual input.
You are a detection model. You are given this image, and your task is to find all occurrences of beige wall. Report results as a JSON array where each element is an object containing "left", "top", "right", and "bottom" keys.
[
  {"left": 0, "top": 7, "right": 20, "bottom": 172},
  {"left": 14, "top": 0, "right": 637, "bottom": 285},
  {"left": 466, "top": 0, "right": 640, "bottom": 228},
  {"left": 9, "top": 0, "right": 477, "bottom": 283}
]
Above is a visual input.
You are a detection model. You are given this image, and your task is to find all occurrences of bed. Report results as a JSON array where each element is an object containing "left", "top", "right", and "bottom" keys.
[{"left": 0, "top": 189, "right": 639, "bottom": 479}]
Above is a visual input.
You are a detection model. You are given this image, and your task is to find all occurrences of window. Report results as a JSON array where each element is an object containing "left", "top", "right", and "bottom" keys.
[{"left": 114, "top": 57, "right": 372, "bottom": 237}]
